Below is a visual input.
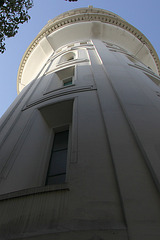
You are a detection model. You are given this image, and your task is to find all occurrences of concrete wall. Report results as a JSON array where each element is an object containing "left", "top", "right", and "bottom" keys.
[{"left": 0, "top": 40, "right": 160, "bottom": 239}]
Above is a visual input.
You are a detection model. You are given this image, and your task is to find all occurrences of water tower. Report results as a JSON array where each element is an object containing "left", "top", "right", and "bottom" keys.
[{"left": 0, "top": 6, "right": 160, "bottom": 240}]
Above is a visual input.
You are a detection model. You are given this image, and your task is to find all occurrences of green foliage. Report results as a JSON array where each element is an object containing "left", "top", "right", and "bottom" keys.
[{"left": 0, "top": 0, "right": 33, "bottom": 53}]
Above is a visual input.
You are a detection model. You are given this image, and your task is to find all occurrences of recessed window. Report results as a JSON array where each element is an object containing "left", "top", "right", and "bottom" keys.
[
  {"left": 46, "top": 130, "right": 69, "bottom": 185},
  {"left": 80, "top": 41, "right": 88, "bottom": 45},
  {"left": 68, "top": 56, "right": 74, "bottom": 61},
  {"left": 56, "top": 66, "right": 75, "bottom": 87},
  {"left": 63, "top": 77, "right": 73, "bottom": 86},
  {"left": 39, "top": 100, "right": 73, "bottom": 186},
  {"left": 59, "top": 52, "right": 76, "bottom": 64}
]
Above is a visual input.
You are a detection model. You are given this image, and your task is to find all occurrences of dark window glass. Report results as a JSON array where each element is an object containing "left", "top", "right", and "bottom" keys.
[
  {"left": 53, "top": 131, "right": 69, "bottom": 150},
  {"left": 48, "top": 150, "right": 68, "bottom": 176},
  {"left": 63, "top": 77, "right": 73, "bottom": 86},
  {"left": 46, "top": 130, "right": 69, "bottom": 185},
  {"left": 47, "top": 174, "right": 66, "bottom": 185}
]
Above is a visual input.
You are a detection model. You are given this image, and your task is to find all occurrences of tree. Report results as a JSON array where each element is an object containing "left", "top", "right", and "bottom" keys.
[
  {"left": 0, "top": 0, "right": 78, "bottom": 53},
  {"left": 0, "top": 0, "right": 33, "bottom": 53}
]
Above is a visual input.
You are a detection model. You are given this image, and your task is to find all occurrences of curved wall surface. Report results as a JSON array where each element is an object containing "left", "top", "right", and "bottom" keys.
[{"left": 0, "top": 7, "right": 160, "bottom": 240}]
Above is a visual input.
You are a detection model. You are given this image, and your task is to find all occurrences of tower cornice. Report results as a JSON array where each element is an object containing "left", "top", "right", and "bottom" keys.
[{"left": 17, "top": 7, "right": 160, "bottom": 93}]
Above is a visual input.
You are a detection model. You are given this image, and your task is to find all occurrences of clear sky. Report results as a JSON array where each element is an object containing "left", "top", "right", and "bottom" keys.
[{"left": 0, "top": 0, "right": 159, "bottom": 117}]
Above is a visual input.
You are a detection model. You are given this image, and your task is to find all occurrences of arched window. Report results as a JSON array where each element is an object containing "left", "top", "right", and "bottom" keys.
[{"left": 59, "top": 52, "right": 76, "bottom": 64}]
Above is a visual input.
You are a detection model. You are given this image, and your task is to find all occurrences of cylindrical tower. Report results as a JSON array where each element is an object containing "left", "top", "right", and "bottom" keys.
[{"left": 0, "top": 6, "right": 160, "bottom": 240}]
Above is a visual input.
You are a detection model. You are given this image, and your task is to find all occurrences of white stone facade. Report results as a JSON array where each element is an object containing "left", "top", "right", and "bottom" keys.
[{"left": 0, "top": 7, "right": 160, "bottom": 240}]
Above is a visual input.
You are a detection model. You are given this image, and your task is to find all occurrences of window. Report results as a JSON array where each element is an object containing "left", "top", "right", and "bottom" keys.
[
  {"left": 80, "top": 41, "right": 88, "bottom": 45},
  {"left": 59, "top": 52, "right": 76, "bottom": 64},
  {"left": 46, "top": 129, "right": 69, "bottom": 185},
  {"left": 63, "top": 77, "right": 73, "bottom": 86},
  {"left": 56, "top": 66, "right": 75, "bottom": 87},
  {"left": 39, "top": 100, "right": 73, "bottom": 185}
]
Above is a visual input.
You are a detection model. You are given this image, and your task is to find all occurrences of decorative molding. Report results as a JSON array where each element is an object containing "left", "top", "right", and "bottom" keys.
[
  {"left": 71, "top": 97, "right": 78, "bottom": 163},
  {"left": 44, "top": 58, "right": 89, "bottom": 76},
  {"left": 22, "top": 85, "right": 96, "bottom": 111},
  {"left": 0, "top": 183, "right": 69, "bottom": 201},
  {"left": 128, "top": 63, "right": 160, "bottom": 77},
  {"left": 17, "top": 8, "right": 160, "bottom": 90}
]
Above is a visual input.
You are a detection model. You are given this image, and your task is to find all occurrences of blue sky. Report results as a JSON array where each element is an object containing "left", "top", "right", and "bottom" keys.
[{"left": 0, "top": 0, "right": 159, "bottom": 117}]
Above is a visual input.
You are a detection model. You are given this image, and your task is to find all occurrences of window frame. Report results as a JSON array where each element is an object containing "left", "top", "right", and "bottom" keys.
[
  {"left": 56, "top": 66, "right": 75, "bottom": 88},
  {"left": 45, "top": 124, "right": 71, "bottom": 185}
]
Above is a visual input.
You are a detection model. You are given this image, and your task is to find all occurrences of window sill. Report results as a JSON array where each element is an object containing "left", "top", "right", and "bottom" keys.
[
  {"left": 43, "top": 83, "right": 75, "bottom": 95},
  {"left": 45, "top": 58, "right": 89, "bottom": 76},
  {"left": 0, "top": 183, "right": 69, "bottom": 201}
]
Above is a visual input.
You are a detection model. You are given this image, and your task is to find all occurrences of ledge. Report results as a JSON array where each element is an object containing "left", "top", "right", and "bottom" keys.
[
  {"left": 22, "top": 85, "right": 96, "bottom": 111},
  {"left": 0, "top": 183, "right": 69, "bottom": 201}
]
